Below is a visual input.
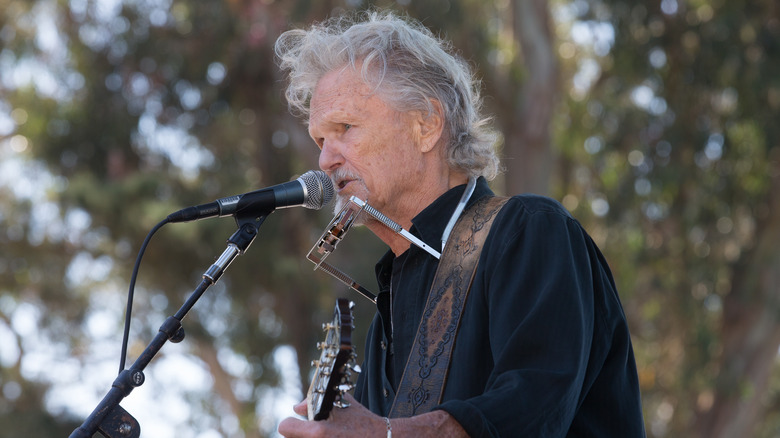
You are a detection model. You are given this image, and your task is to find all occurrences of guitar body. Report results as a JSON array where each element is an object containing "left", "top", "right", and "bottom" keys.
[{"left": 307, "top": 298, "right": 358, "bottom": 421}]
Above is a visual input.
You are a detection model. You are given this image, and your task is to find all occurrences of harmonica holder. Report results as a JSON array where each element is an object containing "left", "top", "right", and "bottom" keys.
[{"left": 307, "top": 196, "right": 442, "bottom": 304}]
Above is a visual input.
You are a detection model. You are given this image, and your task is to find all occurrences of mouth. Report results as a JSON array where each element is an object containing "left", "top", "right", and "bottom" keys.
[
  {"left": 330, "top": 169, "right": 363, "bottom": 195},
  {"left": 336, "top": 179, "right": 352, "bottom": 191}
]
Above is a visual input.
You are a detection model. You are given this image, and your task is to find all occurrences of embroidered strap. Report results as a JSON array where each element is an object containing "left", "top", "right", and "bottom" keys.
[{"left": 389, "top": 195, "right": 508, "bottom": 418}]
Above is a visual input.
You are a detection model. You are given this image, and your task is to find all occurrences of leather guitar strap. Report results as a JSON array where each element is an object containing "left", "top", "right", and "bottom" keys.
[{"left": 389, "top": 195, "right": 508, "bottom": 418}]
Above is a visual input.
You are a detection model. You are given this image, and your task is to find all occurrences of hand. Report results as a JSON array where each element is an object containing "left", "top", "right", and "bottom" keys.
[
  {"left": 277, "top": 393, "right": 469, "bottom": 438},
  {"left": 277, "top": 393, "right": 387, "bottom": 438}
]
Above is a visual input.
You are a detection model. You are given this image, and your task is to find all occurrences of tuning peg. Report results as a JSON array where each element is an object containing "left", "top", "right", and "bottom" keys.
[{"left": 334, "top": 399, "right": 351, "bottom": 409}]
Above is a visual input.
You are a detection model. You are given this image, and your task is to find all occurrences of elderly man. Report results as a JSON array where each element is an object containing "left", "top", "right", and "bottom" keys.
[{"left": 276, "top": 11, "right": 646, "bottom": 438}]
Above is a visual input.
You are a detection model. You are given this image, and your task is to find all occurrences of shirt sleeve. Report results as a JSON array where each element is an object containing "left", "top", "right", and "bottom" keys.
[{"left": 434, "top": 197, "right": 633, "bottom": 437}]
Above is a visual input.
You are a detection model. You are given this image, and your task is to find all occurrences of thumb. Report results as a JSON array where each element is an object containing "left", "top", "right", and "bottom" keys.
[{"left": 293, "top": 398, "right": 308, "bottom": 417}]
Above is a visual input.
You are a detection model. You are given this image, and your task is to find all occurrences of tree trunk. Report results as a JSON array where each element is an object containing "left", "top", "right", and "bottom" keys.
[
  {"left": 695, "top": 155, "right": 780, "bottom": 438},
  {"left": 504, "top": 0, "right": 559, "bottom": 196},
  {"left": 196, "top": 338, "right": 263, "bottom": 438}
]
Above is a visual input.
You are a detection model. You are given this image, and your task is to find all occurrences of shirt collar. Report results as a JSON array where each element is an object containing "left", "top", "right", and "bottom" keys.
[
  {"left": 374, "top": 177, "right": 493, "bottom": 288},
  {"left": 410, "top": 176, "right": 494, "bottom": 253}
]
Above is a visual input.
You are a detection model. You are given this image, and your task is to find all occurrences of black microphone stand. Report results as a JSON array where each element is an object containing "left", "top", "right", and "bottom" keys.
[{"left": 70, "top": 212, "right": 269, "bottom": 438}]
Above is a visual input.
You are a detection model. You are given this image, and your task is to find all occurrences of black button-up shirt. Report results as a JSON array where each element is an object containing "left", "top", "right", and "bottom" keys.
[{"left": 354, "top": 178, "right": 646, "bottom": 437}]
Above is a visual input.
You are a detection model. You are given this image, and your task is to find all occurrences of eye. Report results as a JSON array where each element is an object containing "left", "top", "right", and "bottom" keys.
[{"left": 343, "top": 123, "right": 352, "bottom": 131}]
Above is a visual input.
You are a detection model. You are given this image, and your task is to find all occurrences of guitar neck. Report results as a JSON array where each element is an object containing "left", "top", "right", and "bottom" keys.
[{"left": 307, "top": 298, "right": 358, "bottom": 421}]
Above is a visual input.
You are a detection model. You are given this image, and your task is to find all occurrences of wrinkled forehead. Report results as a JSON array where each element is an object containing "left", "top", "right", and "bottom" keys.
[{"left": 309, "top": 65, "right": 385, "bottom": 122}]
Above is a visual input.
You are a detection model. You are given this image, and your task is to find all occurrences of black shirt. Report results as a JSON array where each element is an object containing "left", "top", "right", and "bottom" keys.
[{"left": 353, "top": 178, "right": 646, "bottom": 437}]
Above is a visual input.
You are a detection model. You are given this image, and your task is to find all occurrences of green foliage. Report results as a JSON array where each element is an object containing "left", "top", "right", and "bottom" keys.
[
  {"left": 553, "top": 0, "right": 780, "bottom": 435},
  {"left": 2, "top": 0, "right": 779, "bottom": 436}
]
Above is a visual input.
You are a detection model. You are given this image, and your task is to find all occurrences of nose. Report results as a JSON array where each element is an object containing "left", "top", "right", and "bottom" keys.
[{"left": 318, "top": 139, "right": 345, "bottom": 173}]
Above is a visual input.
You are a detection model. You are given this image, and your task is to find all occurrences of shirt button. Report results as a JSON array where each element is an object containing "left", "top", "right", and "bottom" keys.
[
  {"left": 380, "top": 341, "right": 387, "bottom": 350},
  {"left": 383, "top": 388, "right": 389, "bottom": 398}
]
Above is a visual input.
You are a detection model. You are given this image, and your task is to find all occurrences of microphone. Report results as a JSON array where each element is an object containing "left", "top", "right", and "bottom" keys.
[{"left": 167, "top": 170, "right": 334, "bottom": 223}]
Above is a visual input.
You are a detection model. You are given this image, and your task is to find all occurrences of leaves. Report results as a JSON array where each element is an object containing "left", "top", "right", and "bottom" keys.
[{"left": 2, "top": 0, "right": 779, "bottom": 436}]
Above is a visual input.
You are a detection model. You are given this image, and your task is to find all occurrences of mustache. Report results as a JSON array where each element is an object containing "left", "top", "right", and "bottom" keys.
[{"left": 330, "top": 168, "right": 363, "bottom": 189}]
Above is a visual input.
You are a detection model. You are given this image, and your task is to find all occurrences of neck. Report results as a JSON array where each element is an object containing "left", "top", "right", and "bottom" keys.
[{"left": 368, "top": 170, "right": 469, "bottom": 256}]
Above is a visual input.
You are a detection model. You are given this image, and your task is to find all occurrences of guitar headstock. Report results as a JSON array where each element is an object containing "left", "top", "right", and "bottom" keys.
[{"left": 307, "top": 298, "right": 360, "bottom": 421}]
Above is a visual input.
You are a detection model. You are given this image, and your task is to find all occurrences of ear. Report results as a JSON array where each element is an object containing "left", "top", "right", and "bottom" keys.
[{"left": 416, "top": 99, "right": 445, "bottom": 154}]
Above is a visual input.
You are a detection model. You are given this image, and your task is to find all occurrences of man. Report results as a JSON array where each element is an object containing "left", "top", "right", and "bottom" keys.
[{"left": 276, "top": 11, "right": 646, "bottom": 438}]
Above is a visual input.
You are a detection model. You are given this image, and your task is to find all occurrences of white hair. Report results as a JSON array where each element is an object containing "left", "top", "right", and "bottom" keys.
[{"left": 274, "top": 10, "right": 501, "bottom": 180}]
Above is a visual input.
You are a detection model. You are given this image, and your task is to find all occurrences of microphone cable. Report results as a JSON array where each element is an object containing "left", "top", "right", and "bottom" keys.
[
  {"left": 118, "top": 217, "right": 170, "bottom": 374},
  {"left": 114, "top": 170, "right": 331, "bottom": 373}
]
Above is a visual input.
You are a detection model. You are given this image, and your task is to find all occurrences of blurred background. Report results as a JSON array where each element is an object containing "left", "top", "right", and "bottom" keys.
[{"left": 1, "top": 0, "right": 778, "bottom": 436}]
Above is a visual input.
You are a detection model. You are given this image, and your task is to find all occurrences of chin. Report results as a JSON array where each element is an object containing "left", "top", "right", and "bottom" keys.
[
  {"left": 332, "top": 193, "right": 371, "bottom": 227},
  {"left": 332, "top": 195, "right": 348, "bottom": 216}
]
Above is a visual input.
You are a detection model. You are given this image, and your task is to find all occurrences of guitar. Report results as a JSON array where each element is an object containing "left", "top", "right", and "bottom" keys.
[{"left": 307, "top": 298, "right": 360, "bottom": 421}]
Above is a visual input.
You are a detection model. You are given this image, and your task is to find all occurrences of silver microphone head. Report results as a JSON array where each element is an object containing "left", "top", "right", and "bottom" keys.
[{"left": 299, "top": 170, "right": 335, "bottom": 210}]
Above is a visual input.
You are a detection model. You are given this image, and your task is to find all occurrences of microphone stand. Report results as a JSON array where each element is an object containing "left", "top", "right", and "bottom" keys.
[{"left": 70, "top": 212, "right": 269, "bottom": 438}]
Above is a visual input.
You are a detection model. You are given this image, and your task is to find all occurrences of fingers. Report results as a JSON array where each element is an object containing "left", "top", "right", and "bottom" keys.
[
  {"left": 279, "top": 396, "right": 383, "bottom": 438},
  {"left": 293, "top": 399, "right": 308, "bottom": 417},
  {"left": 278, "top": 416, "right": 315, "bottom": 438}
]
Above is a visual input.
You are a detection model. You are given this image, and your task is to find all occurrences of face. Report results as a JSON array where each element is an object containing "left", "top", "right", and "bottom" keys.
[{"left": 308, "top": 66, "right": 428, "bottom": 223}]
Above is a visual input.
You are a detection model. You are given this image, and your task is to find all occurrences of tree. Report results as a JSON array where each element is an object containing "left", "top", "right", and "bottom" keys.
[
  {"left": 555, "top": 0, "right": 780, "bottom": 436},
  {"left": 1, "top": 0, "right": 348, "bottom": 436},
  {"left": 4, "top": 0, "right": 779, "bottom": 437}
]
